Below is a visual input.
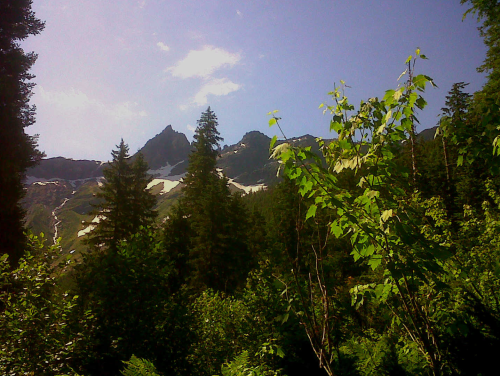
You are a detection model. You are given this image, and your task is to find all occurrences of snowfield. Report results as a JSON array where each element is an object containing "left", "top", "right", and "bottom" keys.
[
  {"left": 148, "top": 160, "right": 185, "bottom": 179},
  {"left": 146, "top": 179, "right": 181, "bottom": 195},
  {"left": 229, "top": 179, "right": 266, "bottom": 194},
  {"left": 78, "top": 215, "right": 104, "bottom": 238}
]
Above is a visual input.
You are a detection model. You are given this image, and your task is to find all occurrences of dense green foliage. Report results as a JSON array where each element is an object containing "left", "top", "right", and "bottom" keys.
[
  {"left": 0, "top": 234, "right": 82, "bottom": 375},
  {"left": 85, "top": 140, "right": 157, "bottom": 251},
  {"left": 268, "top": 49, "right": 500, "bottom": 375},
  {"left": 2, "top": 2, "right": 500, "bottom": 376},
  {"left": 121, "top": 355, "right": 161, "bottom": 376},
  {"left": 0, "top": 0, "right": 45, "bottom": 266},
  {"left": 462, "top": 0, "right": 500, "bottom": 98},
  {"left": 164, "top": 107, "right": 253, "bottom": 293}
]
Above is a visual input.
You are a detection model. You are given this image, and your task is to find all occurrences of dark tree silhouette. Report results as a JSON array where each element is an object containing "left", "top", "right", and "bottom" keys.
[
  {"left": 85, "top": 140, "right": 157, "bottom": 251},
  {"left": 0, "top": 0, "right": 45, "bottom": 266},
  {"left": 165, "top": 107, "right": 251, "bottom": 293}
]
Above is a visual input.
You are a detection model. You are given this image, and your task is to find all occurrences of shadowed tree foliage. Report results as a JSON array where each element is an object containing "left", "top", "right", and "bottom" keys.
[
  {"left": 164, "top": 107, "right": 252, "bottom": 294},
  {"left": 85, "top": 140, "right": 157, "bottom": 251},
  {"left": 462, "top": 0, "right": 500, "bottom": 98},
  {"left": 0, "top": 0, "right": 45, "bottom": 266}
]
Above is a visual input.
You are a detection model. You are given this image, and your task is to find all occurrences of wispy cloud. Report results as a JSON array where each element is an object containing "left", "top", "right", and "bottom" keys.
[
  {"left": 138, "top": 0, "right": 146, "bottom": 9},
  {"left": 34, "top": 86, "right": 149, "bottom": 159},
  {"left": 193, "top": 78, "right": 241, "bottom": 106},
  {"left": 107, "top": 101, "right": 148, "bottom": 122},
  {"left": 187, "top": 124, "right": 196, "bottom": 132},
  {"left": 38, "top": 87, "right": 94, "bottom": 111},
  {"left": 236, "top": 10, "right": 243, "bottom": 18},
  {"left": 38, "top": 86, "right": 147, "bottom": 123},
  {"left": 166, "top": 45, "right": 241, "bottom": 79},
  {"left": 157, "top": 41, "right": 170, "bottom": 52}
]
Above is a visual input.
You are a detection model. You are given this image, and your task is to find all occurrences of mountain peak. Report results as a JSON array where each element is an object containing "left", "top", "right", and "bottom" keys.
[{"left": 136, "top": 125, "right": 191, "bottom": 170}]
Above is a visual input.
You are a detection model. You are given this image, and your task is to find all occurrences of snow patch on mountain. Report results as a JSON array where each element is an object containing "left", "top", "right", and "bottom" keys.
[
  {"left": 146, "top": 161, "right": 186, "bottom": 194},
  {"left": 216, "top": 169, "right": 265, "bottom": 194},
  {"left": 147, "top": 179, "right": 181, "bottom": 195},
  {"left": 25, "top": 176, "right": 55, "bottom": 185},
  {"left": 68, "top": 177, "right": 103, "bottom": 188},
  {"left": 78, "top": 215, "right": 104, "bottom": 238},
  {"left": 229, "top": 179, "right": 266, "bottom": 194},
  {"left": 25, "top": 176, "right": 105, "bottom": 188},
  {"left": 148, "top": 160, "right": 185, "bottom": 178},
  {"left": 34, "top": 181, "right": 59, "bottom": 186}
]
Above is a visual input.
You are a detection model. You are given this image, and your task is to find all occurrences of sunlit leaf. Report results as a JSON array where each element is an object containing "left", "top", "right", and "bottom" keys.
[
  {"left": 269, "top": 135, "right": 278, "bottom": 151},
  {"left": 306, "top": 204, "right": 317, "bottom": 220},
  {"left": 381, "top": 209, "right": 393, "bottom": 223}
]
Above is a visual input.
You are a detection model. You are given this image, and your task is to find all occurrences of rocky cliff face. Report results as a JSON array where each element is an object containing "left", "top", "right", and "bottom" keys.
[
  {"left": 21, "top": 125, "right": 326, "bottom": 253},
  {"left": 218, "top": 131, "right": 277, "bottom": 185},
  {"left": 25, "top": 125, "right": 192, "bottom": 181},
  {"left": 136, "top": 125, "right": 191, "bottom": 171},
  {"left": 21, "top": 123, "right": 437, "bottom": 255},
  {"left": 26, "top": 157, "right": 105, "bottom": 180}
]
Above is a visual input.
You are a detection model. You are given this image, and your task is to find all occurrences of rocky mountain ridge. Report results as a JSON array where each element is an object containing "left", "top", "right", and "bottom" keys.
[
  {"left": 22, "top": 125, "right": 282, "bottom": 257},
  {"left": 22, "top": 124, "right": 438, "bottom": 257}
]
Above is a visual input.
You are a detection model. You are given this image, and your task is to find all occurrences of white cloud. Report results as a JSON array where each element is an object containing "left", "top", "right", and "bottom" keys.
[
  {"left": 187, "top": 124, "right": 196, "bottom": 132},
  {"left": 166, "top": 45, "right": 241, "bottom": 79},
  {"left": 107, "top": 101, "right": 147, "bottom": 122},
  {"left": 37, "top": 86, "right": 147, "bottom": 123},
  {"left": 138, "top": 0, "right": 146, "bottom": 9},
  {"left": 236, "top": 10, "right": 243, "bottom": 17},
  {"left": 193, "top": 78, "right": 241, "bottom": 106},
  {"left": 38, "top": 86, "right": 94, "bottom": 111},
  {"left": 33, "top": 86, "right": 149, "bottom": 160},
  {"left": 157, "top": 42, "right": 170, "bottom": 52}
]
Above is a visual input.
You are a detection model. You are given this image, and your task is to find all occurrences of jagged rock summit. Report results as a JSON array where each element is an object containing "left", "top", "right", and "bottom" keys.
[
  {"left": 218, "top": 131, "right": 276, "bottom": 185},
  {"left": 137, "top": 125, "right": 191, "bottom": 170},
  {"left": 25, "top": 125, "right": 192, "bottom": 182}
]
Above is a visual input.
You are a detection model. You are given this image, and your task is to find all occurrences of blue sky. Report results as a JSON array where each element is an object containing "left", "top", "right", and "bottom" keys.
[{"left": 24, "top": 0, "right": 487, "bottom": 161}]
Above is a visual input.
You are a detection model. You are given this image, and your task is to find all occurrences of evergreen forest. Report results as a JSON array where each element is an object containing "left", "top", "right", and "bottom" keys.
[{"left": 2, "top": 0, "right": 500, "bottom": 375}]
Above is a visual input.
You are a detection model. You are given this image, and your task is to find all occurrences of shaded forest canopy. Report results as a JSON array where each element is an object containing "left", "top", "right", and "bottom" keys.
[{"left": 2, "top": 1, "right": 500, "bottom": 375}]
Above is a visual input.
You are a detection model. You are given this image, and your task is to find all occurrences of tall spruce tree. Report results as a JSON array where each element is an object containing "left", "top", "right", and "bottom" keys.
[
  {"left": 130, "top": 153, "right": 157, "bottom": 230},
  {"left": 0, "top": 0, "right": 45, "bottom": 266},
  {"left": 462, "top": 0, "right": 500, "bottom": 98},
  {"left": 182, "top": 107, "right": 222, "bottom": 200},
  {"left": 168, "top": 107, "right": 251, "bottom": 293},
  {"left": 85, "top": 140, "right": 157, "bottom": 251},
  {"left": 438, "top": 83, "right": 472, "bottom": 192}
]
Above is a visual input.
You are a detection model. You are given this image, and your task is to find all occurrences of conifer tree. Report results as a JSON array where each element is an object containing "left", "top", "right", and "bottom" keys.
[
  {"left": 130, "top": 153, "right": 157, "bottom": 230},
  {"left": 169, "top": 107, "right": 251, "bottom": 293},
  {"left": 462, "top": 0, "right": 500, "bottom": 98},
  {"left": 85, "top": 140, "right": 157, "bottom": 251},
  {"left": 182, "top": 107, "right": 222, "bottom": 203},
  {"left": 0, "top": 0, "right": 45, "bottom": 266}
]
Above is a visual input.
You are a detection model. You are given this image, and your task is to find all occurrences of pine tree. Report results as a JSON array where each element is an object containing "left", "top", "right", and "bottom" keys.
[
  {"left": 0, "top": 0, "right": 45, "bottom": 266},
  {"left": 182, "top": 106, "right": 223, "bottom": 203},
  {"left": 438, "top": 82, "right": 472, "bottom": 183},
  {"left": 167, "top": 107, "right": 251, "bottom": 293},
  {"left": 462, "top": 0, "right": 500, "bottom": 98},
  {"left": 130, "top": 152, "right": 157, "bottom": 230},
  {"left": 85, "top": 140, "right": 157, "bottom": 251}
]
